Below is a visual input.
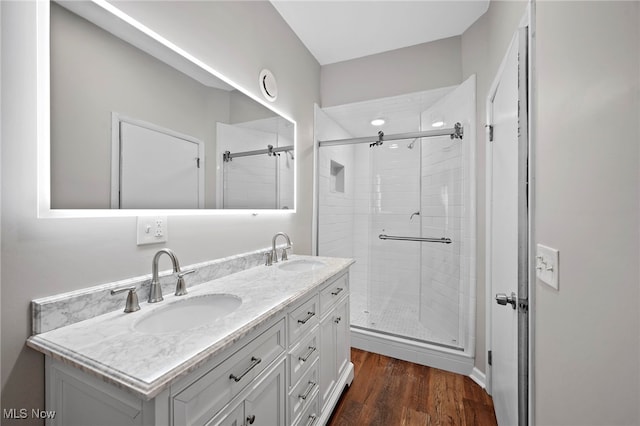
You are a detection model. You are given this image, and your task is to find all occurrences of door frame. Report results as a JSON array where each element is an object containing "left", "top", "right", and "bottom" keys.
[
  {"left": 110, "top": 113, "right": 205, "bottom": 209},
  {"left": 485, "top": 5, "right": 535, "bottom": 425}
]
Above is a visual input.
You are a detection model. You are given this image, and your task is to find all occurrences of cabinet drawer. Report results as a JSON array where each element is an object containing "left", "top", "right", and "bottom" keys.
[
  {"left": 288, "top": 360, "right": 319, "bottom": 426},
  {"left": 173, "top": 319, "right": 286, "bottom": 426},
  {"left": 288, "top": 295, "right": 319, "bottom": 346},
  {"left": 293, "top": 393, "right": 320, "bottom": 426},
  {"left": 288, "top": 326, "right": 319, "bottom": 388},
  {"left": 319, "top": 273, "right": 348, "bottom": 317}
]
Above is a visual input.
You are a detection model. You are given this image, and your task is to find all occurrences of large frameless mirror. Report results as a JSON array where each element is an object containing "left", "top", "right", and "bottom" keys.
[{"left": 49, "top": 1, "right": 295, "bottom": 210}]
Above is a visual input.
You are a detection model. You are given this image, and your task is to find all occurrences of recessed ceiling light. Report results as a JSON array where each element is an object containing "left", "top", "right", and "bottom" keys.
[
  {"left": 432, "top": 120, "right": 445, "bottom": 128},
  {"left": 371, "top": 118, "right": 385, "bottom": 126}
]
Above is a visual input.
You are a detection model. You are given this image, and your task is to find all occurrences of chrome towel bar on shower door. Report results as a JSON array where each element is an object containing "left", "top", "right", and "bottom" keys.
[{"left": 378, "top": 234, "right": 452, "bottom": 244}]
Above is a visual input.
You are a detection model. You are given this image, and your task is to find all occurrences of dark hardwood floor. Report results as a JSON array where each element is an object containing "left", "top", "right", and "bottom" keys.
[{"left": 327, "top": 349, "right": 497, "bottom": 426}]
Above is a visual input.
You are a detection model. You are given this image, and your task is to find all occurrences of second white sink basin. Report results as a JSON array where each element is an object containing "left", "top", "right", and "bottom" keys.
[
  {"left": 134, "top": 294, "right": 242, "bottom": 334},
  {"left": 278, "top": 259, "right": 326, "bottom": 272}
]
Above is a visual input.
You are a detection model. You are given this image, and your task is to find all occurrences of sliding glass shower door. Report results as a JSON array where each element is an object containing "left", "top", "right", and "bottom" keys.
[
  {"left": 355, "top": 135, "right": 462, "bottom": 349},
  {"left": 317, "top": 78, "right": 475, "bottom": 353},
  {"left": 363, "top": 137, "right": 423, "bottom": 340}
]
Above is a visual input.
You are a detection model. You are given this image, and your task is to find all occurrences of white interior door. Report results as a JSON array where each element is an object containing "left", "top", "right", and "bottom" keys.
[
  {"left": 115, "top": 118, "right": 204, "bottom": 209},
  {"left": 487, "top": 27, "right": 529, "bottom": 426}
]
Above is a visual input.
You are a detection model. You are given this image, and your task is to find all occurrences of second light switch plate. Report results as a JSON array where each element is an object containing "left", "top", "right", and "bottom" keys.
[{"left": 536, "top": 244, "right": 559, "bottom": 290}]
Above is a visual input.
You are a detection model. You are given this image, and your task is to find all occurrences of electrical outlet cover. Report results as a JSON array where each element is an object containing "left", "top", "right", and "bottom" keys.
[{"left": 137, "top": 216, "right": 168, "bottom": 245}]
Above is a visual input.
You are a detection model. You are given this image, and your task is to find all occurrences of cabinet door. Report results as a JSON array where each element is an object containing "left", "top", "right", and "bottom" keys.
[
  {"left": 244, "top": 360, "right": 286, "bottom": 426},
  {"left": 334, "top": 298, "right": 350, "bottom": 379},
  {"left": 210, "top": 403, "right": 244, "bottom": 426},
  {"left": 319, "top": 315, "right": 337, "bottom": 410}
]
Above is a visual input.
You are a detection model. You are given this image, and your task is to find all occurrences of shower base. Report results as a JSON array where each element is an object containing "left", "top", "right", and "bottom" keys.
[{"left": 350, "top": 292, "right": 460, "bottom": 349}]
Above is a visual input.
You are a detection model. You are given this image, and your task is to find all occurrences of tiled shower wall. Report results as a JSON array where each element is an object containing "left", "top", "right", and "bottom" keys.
[
  {"left": 316, "top": 108, "right": 356, "bottom": 259},
  {"left": 419, "top": 77, "right": 476, "bottom": 348},
  {"left": 316, "top": 108, "right": 376, "bottom": 326}
]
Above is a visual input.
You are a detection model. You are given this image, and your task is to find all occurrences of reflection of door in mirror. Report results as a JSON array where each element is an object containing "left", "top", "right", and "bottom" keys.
[{"left": 113, "top": 116, "right": 204, "bottom": 209}]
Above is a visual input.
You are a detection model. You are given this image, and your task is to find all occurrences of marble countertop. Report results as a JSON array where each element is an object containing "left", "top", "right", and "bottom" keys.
[{"left": 27, "top": 255, "right": 353, "bottom": 400}]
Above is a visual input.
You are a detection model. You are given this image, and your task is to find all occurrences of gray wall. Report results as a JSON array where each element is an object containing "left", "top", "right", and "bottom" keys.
[
  {"left": 1, "top": 1, "right": 319, "bottom": 424},
  {"left": 534, "top": 2, "right": 639, "bottom": 424},
  {"left": 320, "top": 36, "right": 462, "bottom": 107}
]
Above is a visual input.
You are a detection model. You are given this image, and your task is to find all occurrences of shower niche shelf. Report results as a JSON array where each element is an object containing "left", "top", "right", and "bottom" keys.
[{"left": 330, "top": 160, "right": 345, "bottom": 193}]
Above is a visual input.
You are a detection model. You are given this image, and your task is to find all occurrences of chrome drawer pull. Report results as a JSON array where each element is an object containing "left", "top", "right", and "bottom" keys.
[
  {"left": 299, "top": 381, "right": 316, "bottom": 400},
  {"left": 331, "top": 287, "right": 344, "bottom": 296},
  {"left": 229, "top": 357, "right": 262, "bottom": 382},
  {"left": 298, "top": 346, "right": 316, "bottom": 362},
  {"left": 297, "top": 311, "right": 315, "bottom": 325},
  {"left": 305, "top": 414, "right": 318, "bottom": 426}
]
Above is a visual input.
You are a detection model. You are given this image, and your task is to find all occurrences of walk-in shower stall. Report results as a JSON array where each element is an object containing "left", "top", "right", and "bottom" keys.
[{"left": 315, "top": 77, "right": 476, "bottom": 373}]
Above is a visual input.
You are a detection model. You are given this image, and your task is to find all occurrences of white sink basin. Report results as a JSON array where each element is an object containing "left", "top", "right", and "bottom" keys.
[
  {"left": 134, "top": 294, "right": 242, "bottom": 334},
  {"left": 278, "top": 259, "right": 326, "bottom": 272}
]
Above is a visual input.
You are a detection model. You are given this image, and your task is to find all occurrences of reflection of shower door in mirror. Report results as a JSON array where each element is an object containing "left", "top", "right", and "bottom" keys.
[
  {"left": 222, "top": 155, "right": 278, "bottom": 209},
  {"left": 112, "top": 117, "right": 204, "bottom": 209},
  {"left": 218, "top": 122, "right": 293, "bottom": 210}
]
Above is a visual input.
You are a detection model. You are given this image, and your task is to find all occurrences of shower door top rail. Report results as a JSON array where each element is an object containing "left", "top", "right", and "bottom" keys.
[
  {"left": 379, "top": 234, "right": 452, "bottom": 244},
  {"left": 318, "top": 123, "right": 463, "bottom": 147}
]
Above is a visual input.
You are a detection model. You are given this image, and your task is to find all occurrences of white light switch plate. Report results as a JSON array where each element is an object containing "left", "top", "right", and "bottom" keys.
[
  {"left": 536, "top": 244, "right": 559, "bottom": 290},
  {"left": 137, "top": 216, "right": 168, "bottom": 245}
]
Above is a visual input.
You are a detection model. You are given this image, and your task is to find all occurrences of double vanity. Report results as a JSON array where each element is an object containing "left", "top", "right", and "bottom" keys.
[{"left": 27, "top": 248, "right": 354, "bottom": 426}]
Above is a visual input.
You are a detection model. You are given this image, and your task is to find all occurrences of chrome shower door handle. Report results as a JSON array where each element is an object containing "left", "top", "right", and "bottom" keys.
[{"left": 495, "top": 292, "right": 517, "bottom": 310}]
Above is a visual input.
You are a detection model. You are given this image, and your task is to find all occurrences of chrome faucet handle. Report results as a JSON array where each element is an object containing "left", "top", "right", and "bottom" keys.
[
  {"left": 175, "top": 269, "right": 195, "bottom": 296},
  {"left": 177, "top": 269, "right": 196, "bottom": 279},
  {"left": 281, "top": 247, "right": 289, "bottom": 261},
  {"left": 110, "top": 287, "right": 140, "bottom": 313},
  {"left": 264, "top": 251, "right": 273, "bottom": 266}
]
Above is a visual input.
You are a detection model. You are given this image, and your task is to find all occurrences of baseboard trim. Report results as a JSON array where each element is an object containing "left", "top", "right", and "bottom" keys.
[
  {"left": 351, "top": 328, "right": 474, "bottom": 376},
  {"left": 469, "top": 366, "right": 487, "bottom": 389}
]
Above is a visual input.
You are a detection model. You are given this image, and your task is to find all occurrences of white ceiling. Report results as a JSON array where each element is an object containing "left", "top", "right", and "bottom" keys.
[{"left": 270, "top": 1, "right": 490, "bottom": 65}]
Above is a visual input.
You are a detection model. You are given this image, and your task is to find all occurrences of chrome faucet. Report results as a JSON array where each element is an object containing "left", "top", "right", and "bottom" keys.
[
  {"left": 148, "top": 249, "right": 194, "bottom": 303},
  {"left": 270, "top": 232, "right": 292, "bottom": 265}
]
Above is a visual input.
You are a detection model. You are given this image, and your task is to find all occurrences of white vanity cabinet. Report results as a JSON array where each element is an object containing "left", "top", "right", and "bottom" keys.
[
  {"left": 40, "top": 268, "right": 353, "bottom": 426},
  {"left": 318, "top": 274, "right": 351, "bottom": 413}
]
